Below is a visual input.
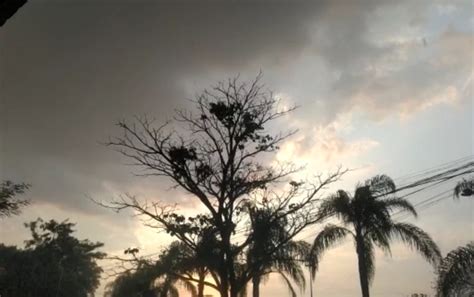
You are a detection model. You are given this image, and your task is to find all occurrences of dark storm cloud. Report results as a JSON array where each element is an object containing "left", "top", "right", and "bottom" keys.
[
  {"left": 1, "top": 0, "right": 471, "bottom": 214},
  {"left": 0, "top": 1, "right": 326, "bottom": 212}
]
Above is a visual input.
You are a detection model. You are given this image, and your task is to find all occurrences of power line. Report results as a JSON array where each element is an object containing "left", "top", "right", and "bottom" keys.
[
  {"left": 100, "top": 157, "right": 474, "bottom": 272},
  {"left": 394, "top": 155, "right": 473, "bottom": 185},
  {"left": 299, "top": 160, "right": 473, "bottom": 242}
]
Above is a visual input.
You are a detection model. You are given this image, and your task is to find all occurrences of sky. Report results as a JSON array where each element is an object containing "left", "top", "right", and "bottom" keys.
[{"left": 0, "top": 0, "right": 473, "bottom": 296}]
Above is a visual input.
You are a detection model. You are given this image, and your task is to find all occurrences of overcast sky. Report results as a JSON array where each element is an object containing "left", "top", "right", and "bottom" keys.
[{"left": 0, "top": 1, "right": 472, "bottom": 297}]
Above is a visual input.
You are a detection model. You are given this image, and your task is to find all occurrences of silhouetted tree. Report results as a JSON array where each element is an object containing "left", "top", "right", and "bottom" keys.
[
  {"left": 155, "top": 240, "right": 219, "bottom": 297},
  {"left": 0, "top": 218, "right": 105, "bottom": 297},
  {"left": 0, "top": 180, "right": 29, "bottom": 218},
  {"left": 436, "top": 242, "right": 474, "bottom": 297},
  {"left": 310, "top": 175, "right": 441, "bottom": 297},
  {"left": 245, "top": 204, "right": 307, "bottom": 297},
  {"left": 106, "top": 241, "right": 217, "bottom": 297},
  {"left": 0, "top": 0, "right": 27, "bottom": 27},
  {"left": 104, "top": 75, "right": 344, "bottom": 297},
  {"left": 105, "top": 262, "right": 160, "bottom": 297}
]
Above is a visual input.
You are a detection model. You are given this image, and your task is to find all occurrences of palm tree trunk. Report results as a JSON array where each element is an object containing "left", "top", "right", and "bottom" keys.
[
  {"left": 355, "top": 234, "right": 370, "bottom": 297},
  {"left": 198, "top": 271, "right": 206, "bottom": 297},
  {"left": 252, "top": 275, "right": 261, "bottom": 297}
]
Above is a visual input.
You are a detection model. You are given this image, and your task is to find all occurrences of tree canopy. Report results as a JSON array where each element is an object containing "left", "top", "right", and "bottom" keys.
[{"left": 0, "top": 218, "right": 105, "bottom": 297}]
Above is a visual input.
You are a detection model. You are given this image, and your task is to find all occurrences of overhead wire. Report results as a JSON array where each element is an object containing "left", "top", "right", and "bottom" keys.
[{"left": 101, "top": 156, "right": 474, "bottom": 273}]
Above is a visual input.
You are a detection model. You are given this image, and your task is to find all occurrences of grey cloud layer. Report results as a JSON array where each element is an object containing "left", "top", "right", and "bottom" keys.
[
  {"left": 1, "top": 2, "right": 324, "bottom": 211},
  {"left": 1, "top": 0, "right": 471, "bottom": 214}
]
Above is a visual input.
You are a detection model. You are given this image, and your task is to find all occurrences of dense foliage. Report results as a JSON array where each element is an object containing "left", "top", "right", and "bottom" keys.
[{"left": 0, "top": 218, "right": 105, "bottom": 297}]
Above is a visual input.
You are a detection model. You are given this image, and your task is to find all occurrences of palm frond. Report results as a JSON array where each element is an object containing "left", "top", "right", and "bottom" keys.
[
  {"left": 365, "top": 175, "right": 396, "bottom": 197},
  {"left": 366, "top": 227, "right": 392, "bottom": 256},
  {"left": 278, "top": 272, "right": 298, "bottom": 297},
  {"left": 381, "top": 197, "right": 417, "bottom": 218},
  {"left": 276, "top": 259, "right": 306, "bottom": 290},
  {"left": 436, "top": 242, "right": 474, "bottom": 297},
  {"left": 177, "top": 279, "right": 197, "bottom": 297},
  {"left": 287, "top": 240, "right": 311, "bottom": 258},
  {"left": 310, "top": 224, "right": 352, "bottom": 277},
  {"left": 390, "top": 222, "right": 442, "bottom": 266},
  {"left": 318, "top": 190, "right": 352, "bottom": 222}
]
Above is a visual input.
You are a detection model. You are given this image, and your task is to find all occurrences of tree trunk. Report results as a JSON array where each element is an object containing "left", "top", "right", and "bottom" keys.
[
  {"left": 198, "top": 272, "right": 206, "bottom": 297},
  {"left": 219, "top": 270, "right": 229, "bottom": 297},
  {"left": 218, "top": 229, "right": 230, "bottom": 297},
  {"left": 221, "top": 227, "right": 239, "bottom": 297},
  {"left": 252, "top": 275, "right": 260, "bottom": 297},
  {"left": 355, "top": 235, "right": 370, "bottom": 297},
  {"left": 231, "top": 286, "right": 241, "bottom": 297}
]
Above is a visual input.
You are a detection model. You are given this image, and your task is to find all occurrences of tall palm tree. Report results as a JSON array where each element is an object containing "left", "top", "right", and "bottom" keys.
[
  {"left": 436, "top": 242, "right": 474, "bottom": 297},
  {"left": 247, "top": 206, "right": 307, "bottom": 297},
  {"left": 310, "top": 175, "right": 441, "bottom": 297}
]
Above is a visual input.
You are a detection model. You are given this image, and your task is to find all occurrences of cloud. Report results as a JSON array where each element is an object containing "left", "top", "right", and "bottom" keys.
[
  {"left": 0, "top": 1, "right": 327, "bottom": 213},
  {"left": 1, "top": 0, "right": 471, "bottom": 214},
  {"left": 276, "top": 114, "right": 379, "bottom": 169},
  {"left": 251, "top": 0, "right": 472, "bottom": 126},
  {"left": 333, "top": 29, "right": 472, "bottom": 121}
]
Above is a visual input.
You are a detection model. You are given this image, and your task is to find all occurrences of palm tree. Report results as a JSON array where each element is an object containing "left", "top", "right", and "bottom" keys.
[
  {"left": 454, "top": 178, "right": 473, "bottom": 198},
  {"left": 105, "top": 260, "right": 198, "bottom": 297},
  {"left": 436, "top": 242, "right": 474, "bottom": 297},
  {"left": 160, "top": 239, "right": 220, "bottom": 297},
  {"left": 310, "top": 175, "right": 441, "bottom": 297},
  {"left": 106, "top": 239, "right": 216, "bottom": 297},
  {"left": 105, "top": 261, "right": 166, "bottom": 297},
  {"left": 246, "top": 206, "right": 307, "bottom": 297}
]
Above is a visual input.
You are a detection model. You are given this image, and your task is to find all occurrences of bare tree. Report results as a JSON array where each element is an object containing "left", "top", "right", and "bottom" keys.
[{"left": 103, "top": 75, "right": 344, "bottom": 297}]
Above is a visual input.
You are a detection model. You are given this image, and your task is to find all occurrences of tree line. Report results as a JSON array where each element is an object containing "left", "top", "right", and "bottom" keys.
[
  {"left": 0, "top": 76, "right": 472, "bottom": 297},
  {"left": 0, "top": 182, "right": 104, "bottom": 297}
]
